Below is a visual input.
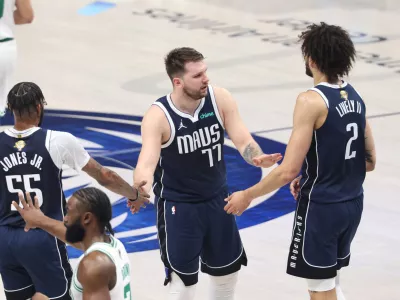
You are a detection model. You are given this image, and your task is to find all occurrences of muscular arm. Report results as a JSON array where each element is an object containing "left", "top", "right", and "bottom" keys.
[
  {"left": 82, "top": 158, "right": 139, "bottom": 200},
  {"left": 364, "top": 120, "right": 376, "bottom": 171},
  {"left": 213, "top": 87, "right": 264, "bottom": 165},
  {"left": 14, "top": 0, "right": 34, "bottom": 24},
  {"left": 78, "top": 252, "right": 115, "bottom": 300},
  {"left": 133, "top": 105, "right": 165, "bottom": 194},
  {"left": 246, "top": 92, "right": 322, "bottom": 199},
  {"left": 55, "top": 132, "right": 141, "bottom": 200}
]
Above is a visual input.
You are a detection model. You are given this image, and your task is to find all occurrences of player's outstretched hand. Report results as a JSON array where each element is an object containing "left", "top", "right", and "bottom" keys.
[
  {"left": 252, "top": 153, "right": 282, "bottom": 168},
  {"left": 127, "top": 180, "right": 150, "bottom": 214},
  {"left": 224, "top": 191, "right": 251, "bottom": 216},
  {"left": 12, "top": 192, "right": 44, "bottom": 232},
  {"left": 290, "top": 175, "right": 302, "bottom": 200}
]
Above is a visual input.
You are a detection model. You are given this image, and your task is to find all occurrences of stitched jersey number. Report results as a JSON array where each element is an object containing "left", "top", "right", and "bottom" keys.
[
  {"left": 345, "top": 123, "right": 358, "bottom": 160},
  {"left": 6, "top": 174, "right": 43, "bottom": 210},
  {"left": 124, "top": 283, "right": 131, "bottom": 300},
  {"left": 0, "top": 0, "right": 4, "bottom": 18},
  {"left": 201, "top": 144, "right": 222, "bottom": 167}
]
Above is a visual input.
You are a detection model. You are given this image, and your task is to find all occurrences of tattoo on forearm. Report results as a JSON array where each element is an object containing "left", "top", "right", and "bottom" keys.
[
  {"left": 89, "top": 160, "right": 135, "bottom": 197},
  {"left": 242, "top": 142, "right": 264, "bottom": 165}
]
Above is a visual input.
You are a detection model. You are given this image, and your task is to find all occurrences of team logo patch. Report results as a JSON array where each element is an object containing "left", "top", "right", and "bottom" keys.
[
  {"left": 1, "top": 109, "right": 295, "bottom": 258},
  {"left": 14, "top": 140, "right": 26, "bottom": 151}
]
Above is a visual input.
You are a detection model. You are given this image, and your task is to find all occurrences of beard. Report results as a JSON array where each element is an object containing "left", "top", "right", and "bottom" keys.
[
  {"left": 183, "top": 85, "right": 208, "bottom": 101},
  {"left": 305, "top": 61, "right": 313, "bottom": 78},
  {"left": 65, "top": 219, "right": 86, "bottom": 244}
]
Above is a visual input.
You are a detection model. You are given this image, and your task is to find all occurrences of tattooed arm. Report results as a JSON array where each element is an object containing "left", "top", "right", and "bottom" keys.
[
  {"left": 242, "top": 142, "right": 264, "bottom": 165},
  {"left": 213, "top": 86, "right": 281, "bottom": 167},
  {"left": 82, "top": 158, "right": 141, "bottom": 200},
  {"left": 54, "top": 131, "right": 149, "bottom": 204},
  {"left": 364, "top": 120, "right": 376, "bottom": 172}
]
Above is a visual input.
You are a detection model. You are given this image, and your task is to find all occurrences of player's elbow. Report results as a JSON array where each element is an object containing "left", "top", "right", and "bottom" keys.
[
  {"left": 281, "top": 167, "right": 300, "bottom": 184},
  {"left": 24, "top": 15, "right": 34, "bottom": 23},
  {"left": 365, "top": 151, "right": 376, "bottom": 172},
  {"left": 22, "top": 12, "right": 34, "bottom": 23},
  {"left": 16, "top": 11, "right": 34, "bottom": 24},
  {"left": 366, "top": 161, "right": 376, "bottom": 172}
]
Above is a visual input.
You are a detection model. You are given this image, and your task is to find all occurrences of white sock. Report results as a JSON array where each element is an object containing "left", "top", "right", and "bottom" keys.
[
  {"left": 168, "top": 272, "right": 197, "bottom": 300},
  {"left": 209, "top": 272, "right": 239, "bottom": 300},
  {"left": 335, "top": 272, "right": 346, "bottom": 300}
]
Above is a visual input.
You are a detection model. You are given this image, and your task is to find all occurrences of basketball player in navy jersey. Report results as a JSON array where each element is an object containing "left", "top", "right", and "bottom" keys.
[
  {"left": 0, "top": 82, "right": 149, "bottom": 300},
  {"left": 131, "top": 47, "right": 282, "bottom": 300},
  {"left": 225, "top": 23, "right": 377, "bottom": 300}
]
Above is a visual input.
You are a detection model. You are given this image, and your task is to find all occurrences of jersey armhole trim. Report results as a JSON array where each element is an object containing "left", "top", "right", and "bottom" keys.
[
  {"left": 208, "top": 85, "right": 225, "bottom": 129},
  {"left": 152, "top": 102, "right": 176, "bottom": 149},
  {"left": 45, "top": 130, "right": 52, "bottom": 153},
  {"left": 309, "top": 88, "right": 329, "bottom": 108}
]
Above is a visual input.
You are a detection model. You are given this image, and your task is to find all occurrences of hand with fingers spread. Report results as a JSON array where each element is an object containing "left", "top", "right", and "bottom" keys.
[
  {"left": 290, "top": 175, "right": 302, "bottom": 200},
  {"left": 252, "top": 153, "right": 283, "bottom": 168},
  {"left": 12, "top": 192, "right": 45, "bottom": 232},
  {"left": 223, "top": 191, "right": 251, "bottom": 216},
  {"left": 127, "top": 180, "right": 151, "bottom": 214}
]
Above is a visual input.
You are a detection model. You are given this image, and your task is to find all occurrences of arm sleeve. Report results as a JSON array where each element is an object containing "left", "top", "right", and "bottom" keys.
[{"left": 47, "top": 130, "right": 91, "bottom": 171}]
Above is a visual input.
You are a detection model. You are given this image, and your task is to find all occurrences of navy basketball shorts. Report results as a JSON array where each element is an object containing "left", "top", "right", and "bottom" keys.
[
  {"left": 286, "top": 194, "right": 363, "bottom": 279},
  {"left": 0, "top": 227, "right": 72, "bottom": 300},
  {"left": 156, "top": 192, "right": 248, "bottom": 286}
]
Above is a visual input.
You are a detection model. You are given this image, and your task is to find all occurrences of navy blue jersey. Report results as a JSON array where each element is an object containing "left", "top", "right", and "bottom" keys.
[
  {"left": 153, "top": 85, "right": 227, "bottom": 202},
  {"left": 0, "top": 128, "right": 65, "bottom": 227},
  {"left": 299, "top": 82, "right": 366, "bottom": 204}
]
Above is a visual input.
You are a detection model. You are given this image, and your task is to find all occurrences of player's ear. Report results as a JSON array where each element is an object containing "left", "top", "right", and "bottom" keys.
[
  {"left": 172, "top": 77, "right": 182, "bottom": 87},
  {"left": 308, "top": 58, "right": 317, "bottom": 70},
  {"left": 82, "top": 212, "right": 92, "bottom": 225}
]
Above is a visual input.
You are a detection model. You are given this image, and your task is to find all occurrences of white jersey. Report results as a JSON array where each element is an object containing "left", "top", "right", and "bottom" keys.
[
  {"left": 71, "top": 235, "right": 132, "bottom": 300},
  {"left": 0, "top": 0, "right": 16, "bottom": 40}
]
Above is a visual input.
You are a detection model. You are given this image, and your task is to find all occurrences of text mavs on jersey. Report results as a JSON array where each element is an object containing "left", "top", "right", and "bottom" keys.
[{"left": 1, "top": 109, "right": 295, "bottom": 258}]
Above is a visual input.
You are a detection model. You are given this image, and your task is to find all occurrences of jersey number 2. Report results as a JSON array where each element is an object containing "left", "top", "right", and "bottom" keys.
[
  {"left": 345, "top": 123, "right": 358, "bottom": 160},
  {"left": 6, "top": 174, "right": 43, "bottom": 211}
]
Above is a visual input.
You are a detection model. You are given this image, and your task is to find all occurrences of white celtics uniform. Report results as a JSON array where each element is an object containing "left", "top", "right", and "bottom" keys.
[
  {"left": 0, "top": 0, "right": 17, "bottom": 116},
  {"left": 71, "top": 235, "right": 132, "bottom": 300}
]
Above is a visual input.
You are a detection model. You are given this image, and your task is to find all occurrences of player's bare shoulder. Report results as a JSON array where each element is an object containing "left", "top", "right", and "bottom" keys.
[
  {"left": 141, "top": 103, "right": 171, "bottom": 144},
  {"left": 77, "top": 250, "right": 116, "bottom": 285},
  {"left": 208, "top": 86, "right": 234, "bottom": 124},
  {"left": 297, "top": 90, "right": 328, "bottom": 113}
]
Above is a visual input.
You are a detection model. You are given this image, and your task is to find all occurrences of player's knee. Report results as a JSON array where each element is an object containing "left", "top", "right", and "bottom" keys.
[
  {"left": 169, "top": 272, "right": 196, "bottom": 300},
  {"left": 307, "top": 277, "right": 336, "bottom": 293},
  {"left": 209, "top": 272, "right": 238, "bottom": 299},
  {"left": 32, "top": 292, "right": 50, "bottom": 300}
]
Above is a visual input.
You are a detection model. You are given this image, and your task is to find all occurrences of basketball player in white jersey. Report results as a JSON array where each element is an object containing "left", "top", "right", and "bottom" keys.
[
  {"left": 0, "top": 0, "right": 34, "bottom": 119},
  {"left": 13, "top": 187, "right": 132, "bottom": 300}
]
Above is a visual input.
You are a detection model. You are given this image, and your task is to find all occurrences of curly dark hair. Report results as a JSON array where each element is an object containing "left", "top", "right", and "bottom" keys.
[
  {"left": 164, "top": 47, "right": 204, "bottom": 80},
  {"left": 299, "top": 22, "right": 356, "bottom": 83}
]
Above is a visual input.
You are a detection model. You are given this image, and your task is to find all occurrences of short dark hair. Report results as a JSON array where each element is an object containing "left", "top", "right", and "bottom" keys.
[
  {"left": 7, "top": 82, "right": 47, "bottom": 117},
  {"left": 73, "top": 187, "right": 114, "bottom": 235},
  {"left": 164, "top": 47, "right": 204, "bottom": 80},
  {"left": 299, "top": 22, "right": 356, "bottom": 83}
]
